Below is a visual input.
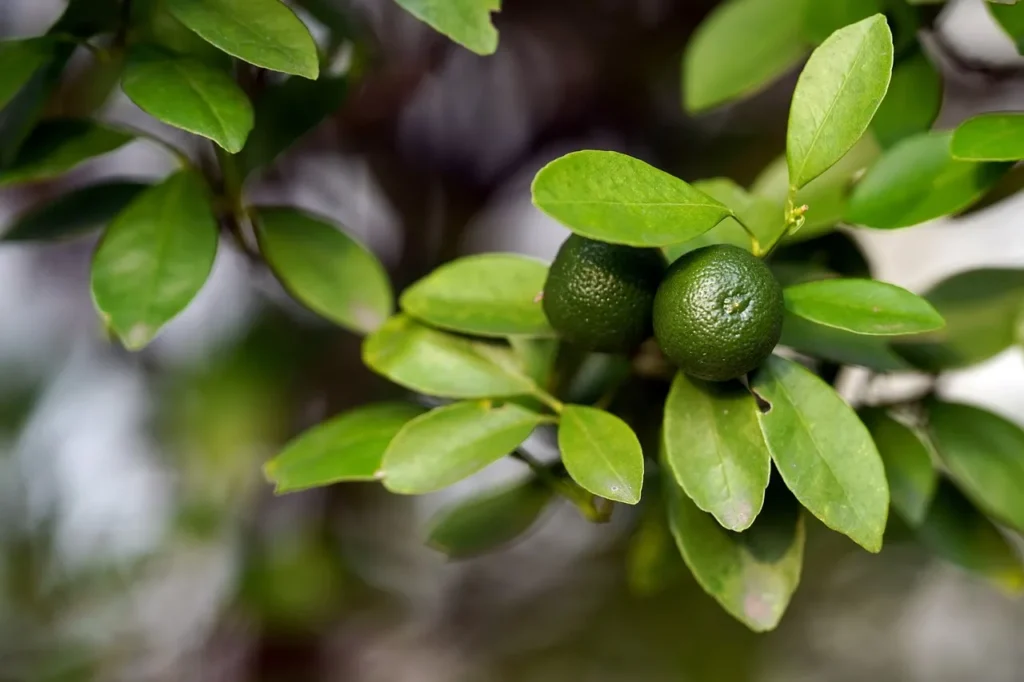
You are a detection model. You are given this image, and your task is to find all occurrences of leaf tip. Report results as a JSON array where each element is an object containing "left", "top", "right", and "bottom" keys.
[{"left": 121, "top": 323, "right": 156, "bottom": 351}]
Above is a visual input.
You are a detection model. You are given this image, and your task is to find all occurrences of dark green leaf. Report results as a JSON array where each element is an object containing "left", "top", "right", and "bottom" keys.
[
  {"left": 121, "top": 47, "right": 254, "bottom": 153},
  {"left": 51, "top": 0, "right": 122, "bottom": 37},
  {"left": 787, "top": 15, "right": 893, "bottom": 189},
  {"left": 803, "top": 0, "right": 884, "bottom": 44},
  {"left": 988, "top": 1, "right": 1024, "bottom": 53},
  {"left": 166, "top": 0, "right": 320, "bottom": 79},
  {"left": 860, "top": 408, "right": 937, "bottom": 526},
  {"left": 401, "top": 254, "right": 553, "bottom": 338},
  {"left": 783, "top": 278, "right": 944, "bottom": 335},
  {"left": 0, "top": 43, "right": 73, "bottom": 167},
  {"left": 256, "top": 207, "right": 393, "bottom": 335},
  {"left": 91, "top": 170, "right": 218, "bottom": 350},
  {"left": 382, "top": 401, "right": 544, "bottom": 494},
  {"left": 752, "top": 355, "right": 889, "bottom": 551},
  {"left": 871, "top": 49, "right": 942, "bottom": 148},
  {"left": 532, "top": 151, "right": 733, "bottom": 247},
  {"left": 2, "top": 181, "right": 149, "bottom": 242},
  {"left": 394, "top": 0, "right": 500, "bottom": 56},
  {"left": 558, "top": 405, "right": 643, "bottom": 504},
  {"left": 264, "top": 402, "right": 425, "bottom": 493},
  {"left": 0, "top": 119, "right": 133, "bottom": 186},
  {"left": 626, "top": 490, "right": 683, "bottom": 596},
  {"left": 663, "top": 374, "right": 770, "bottom": 531},
  {"left": 780, "top": 311, "right": 911, "bottom": 370},
  {"left": 0, "top": 38, "right": 55, "bottom": 111},
  {"left": 133, "top": 0, "right": 234, "bottom": 67},
  {"left": 951, "top": 113, "right": 1024, "bottom": 162}
]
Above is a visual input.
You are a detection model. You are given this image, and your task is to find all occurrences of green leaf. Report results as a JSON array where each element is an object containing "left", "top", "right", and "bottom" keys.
[
  {"left": 780, "top": 311, "right": 911, "bottom": 370},
  {"left": 783, "top": 278, "right": 944, "bottom": 335},
  {"left": 2, "top": 181, "right": 149, "bottom": 242},
  {"left": 121, "top": 47, "right": 254, "bottom": 153},
  {"left": 663, "top": 374, "right": 770, "bottom": 531},
  {"left": 787, "top": 14, "right": 893, "bottom": 189},
  {"left": 0, "top": 38, "right": 55, "bottom": 111},
  {"left": 803, "top": 0, "right": 884, "bottom": 44},
  {"left": 382, "top": 401, "right": 544, "bottom": 494},
  {"left": 951, "top": 113, "right": 1024, "bottom": 162},
  {"left": 917, "top": 480, "right": 1024, "bottom": 593},
  {"left": 166, "top": 0, "right": 319, "bottom": 79},
  {"left": 894, "top": 269, "right": 1024, "bottom": 371},
  {"left": 427, "top": 478, "right": 552, "bottom": 559},
  {"left": 401, "top": 254, "right": 553, "bottom": 338},
  {"left": 870, "top": 49, "right": 942, "bottom": 148},
  {"left": 666, "top": 178, "right": 782, "bottom": 260},
  {"left": 531, "top": 150, "right": 733, "bottom": 247},
  {"left": 626, "top": 490, "right": 683, "bottom": 596},
  {"left": 256, "top": 207, "right": 393, "bottom": 335},
  {"left": 751, "top": 355, "right": 889, "bottom": 552},
  {"left": 928, "top": 400, "right": 1024, "bottom": 533},
  {"left": 989, "top": 1, "right": 1024, "bottom": 53},
  {"left": 264, "top": 402, "right": 425, "bottom": 493},
  {"left": 509, "top": 337, "right": 559, "bottom": 387},
  {"left": 558, "top": 405, "right": 643, "bottom": 504},
  {"left": 363, "top": 315, "right": 538, "bottom": 398},
  {"left": 665, "top": 473, "right": 805, "bottom": 632},
  {"left": 847, "top": 131, "right": 1011, "bottom": 229},
  {"left": 0, "top": 119, "right": 133, "bottom": 186},
  {"left": 90, "top": 170, "right": 218, "bottom": 350},
  {"left": 860, "top": 408, "right": 937, "bottom": 526},
  {"left": 393, "top": 0, "right": 500, "bottom": 56}
]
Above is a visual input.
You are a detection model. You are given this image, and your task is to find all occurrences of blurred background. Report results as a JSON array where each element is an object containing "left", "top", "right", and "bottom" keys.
[{"left": 1, "top": 0, "right": 1023, "bottom": 680}]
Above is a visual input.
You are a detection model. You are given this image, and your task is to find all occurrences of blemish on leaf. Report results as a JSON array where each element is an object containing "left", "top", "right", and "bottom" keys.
[
  {"left": 743, "top": 590, "right": 775, "bottom": 629},
  {"left": 353, "top": 303, "right": 385, "bottom": 334},
  {"left": 124, "top": 323, "right": 154, "bottom": 351}
]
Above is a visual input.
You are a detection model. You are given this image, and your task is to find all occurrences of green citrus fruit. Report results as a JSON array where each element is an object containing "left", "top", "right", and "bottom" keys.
[
  {"left": 543, "top": 235, "right": 667, "bottom": 352},
  {"left": 653, "top": 244, "right": 783, "bottom": 381}
]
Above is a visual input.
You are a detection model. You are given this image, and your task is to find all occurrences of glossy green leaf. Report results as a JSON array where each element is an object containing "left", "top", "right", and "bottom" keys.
[
  {"left": 91, "top": 171, "right": 218, "bottom": 350},
  {"left": 121, "top": 47, "right": 254, "bottom": 153},
  {"left": 133, "top": 0, "right": 234, "bottom": 67},
  {"left": 860, "top": 408, "right": 937, "bottom": 526},
  {"left": 917, "top": 480, "right": 1024, "bottom": 592},
  {"left": 401, "top": 254, "right": 553, "bottom": 338},
  {"left": 780, "top": 312, "right": 911, "bottom": 371},
  {"left": 166, "top": 0, "right": 319, "bottom": 79},
  {"left": 847, "top": 131, "right": 1011, "bottom": 229},
  {"left": 666, "top": 178, "right": 782, "bottom": 260},
  {"left": 783, "top": 279, "right": 944, "bottom": 335},
  {"left": 558, "top": 405, "right": 643, "bottom": 505},
  {"left": 2, "top": 181, "right": 148, "bottom": 242},
  {"left": 382, "top": 401, "right": 544, "bottom": 494},
  {"left": 428, "top": 478, "right": 552, "bottom": 559},
  {"left": 989, "top": 1, "right": 1024, "bottom": 53},
  {"left": 894, "top": 269, "right": 1024, "bottom": 371},
  {"left": 870, "top": 49, "right": 942, "bottom": 149},
  {"left": 683, "top": 0, "right": 807, "bottom": 113},
  {"left": 363, "top": 315, "right": 537, "bottom": 398},
  {"left": 803, "top": 0, "right": 883, "bottom": 44},
  {"left": 0, "top": 119, "right": 133, "bottom": 186},
  {"left": 394, "top": 0, "right": 500, "bottom": 56},
  {"left": 531, "top": 150, "right": 733, "bottom": 247},
  {"left": 752, "top": 355, "right": 889, "bottom": 551},
  {"left": 264, "top": 402, "right": 425, "bottom": 493},
  {"left": 951, "top": 113, "right": 1024, "bottom": 162},
  {"left": 787, "top": 15, "right": 893, "bottom": 189},
  {"left": 256, "top": 207, "right": 393, "bottom": 335},
  {"left": 666, "top": 473, "right": 805, "bottom": 632},
  {"left": 0, "top": 38, "right": 55, "bottom": 111},
  {"left": 663, "top": 374, "right": 770, "bottom": 531},
  {"left": 928, "top": 400, "right": 1024, "bottom": 533}
]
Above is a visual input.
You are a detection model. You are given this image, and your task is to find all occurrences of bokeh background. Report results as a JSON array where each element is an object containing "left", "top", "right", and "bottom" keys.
[{"left": 1, "top": 0, "right": 1023, "bottom": 680}]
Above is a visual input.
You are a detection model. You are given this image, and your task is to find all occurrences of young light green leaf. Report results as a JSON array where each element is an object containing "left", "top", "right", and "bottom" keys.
[
  {"left": 0, "top": 119, "right": 133, "bottom": 186},
  {"left": 682, "top": 0, "right": 807, "bottom": 113},
  {"left": 917, "top": 480, "right": 1024, "bottom": 593},
  {"left": 531, "top": 150, "right": 733, "bottom": 247},
  {"left": 803, "top": 0, "right": 883, "bottom": 44},
  {"left": 663, "top": 374, "right": 770, "bottom": 531},
  {"left": 382, "top": 401, "right": 544, "bottom": 494},
  {"left": 264, "top": 402, "right": 425, "bottom": 493},
  {"left": 951, "top": 113, "right": 1024, "bottom": 162},
  {"left": 665, "top": 473, "right": 805, "bottom": 632},
  {"left": 666, "top": 178, "right": 782, "bottom": 260},
  {"left": 988, "top": 1, "right": 1024, "bottom": 53},
  {"left": 780, "top": 312, "right": 911, "bottom": 371},
  {"left": 928, "top": 400, "right": 1024, "bottom": 533},
  {"left": 91, "top": 171, "right": 218, "bottom": 350},
  {"left": 847, "top": 131, "right": 1011, "bottom": 229},
  {"left": 2, "top": 181, "right": 148, "bottom": 242},
  {"left": 0, "top": 38, "right": 55, "bottom": 111},
  {"left": 256, "top": 207, "right": 393, "bottom": 335},
  {"left": 558, "top": 405, "right": 643, "bottom": 505},
  {"left": 752, "top": 355, "right": 889, "bottom": 552},
  {"left": 787, "top": 14, "right": 893, "bottom": 189},
  {"left": 871, "top": 49, "right": 942, "bottom": 148},
  {"left": 121, "top": 47, "right": 254, "bottom": 153},
  {"left": 783, "top": 279, "right": 945, "bottom": 336},
  {"left": 363, "top": 315, "right": 537, "bottom": 398},
  {"left": 394, "top": 0, "right": 500, "bottom": 56},
  {"left": 166, "top": 0, "right": 319, "bottom": 79},
  {"left": 860, "top": 408, "right": 937, "bottom": 526},
  {"left": 427, "top": 478, "right": 552, "bottom": 559},
  {"left": 401, "top": 254, "right": 553, "bottom": 338}
]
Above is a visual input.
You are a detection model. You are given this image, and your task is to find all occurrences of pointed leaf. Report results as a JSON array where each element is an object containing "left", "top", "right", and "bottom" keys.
[
  {"left": 531, "top": 150, "right": 733, "bottom": 247},
  {"left": 860, "top": 408, "right": 937, "bottom": 526},
  {"left": 91, "top": 171, "right": 218, "bottom": 350},
  {"left": 558, "top": 405, "right": 643, "bottom": 504},
  {"left": 951, "top": 112, "right": 1024, "bottom": 162},
  {"left": 264, "top": 402, "right": 425, "bottom": 493},
  {"left": 0, "top": 38, "right": 55, "bottom": 111},
  {"left": 0, "top": 119, "right": 133, "bottom": 186},
  {"left": 871, "top": 49, "right": 942, "bottom": 148},
  {"left": 752, "top": 355, "right": 889, "bottom": 552},
  {"left": 382, "top": 401, "right": 544, "bottom": 494},
  {"left": 401, "top": 254, "right": 553, "bottom": 338},
  {"left": 783, "top": 278, "right": 945, "bottom": 335},
  {"left": 787, "top": 14, "right": 893, "bottom": 189},
  {"left": 663, "top": 374, "right": 770, "bottom": 531},
  {"left": 2, "top": 181, "right": 149, "bottom": 242},
  {"left": 394, "top": 0, "right": 500, "bottom": 56},
  {"left": 780, "top": 311, "right": 911, "bottom": 371}
]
